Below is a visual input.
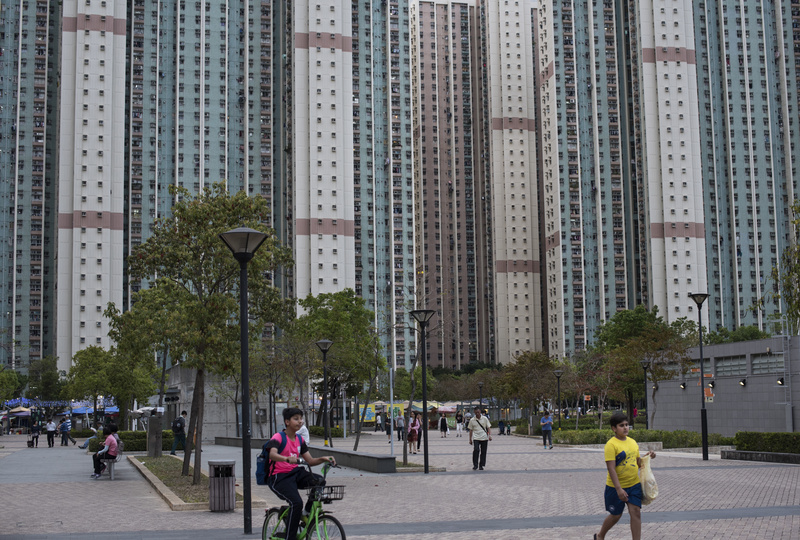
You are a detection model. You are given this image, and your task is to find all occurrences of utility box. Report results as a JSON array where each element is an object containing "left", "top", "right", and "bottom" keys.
[{"left": 208, "top": 460, "right": 236, "bottom": 512}]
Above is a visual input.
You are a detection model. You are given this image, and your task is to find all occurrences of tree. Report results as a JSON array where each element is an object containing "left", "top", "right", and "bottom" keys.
[
  {"left": 759, "top": 200, "right": 800, "bottom": 335},
  {"left": 592, "top": 305, "right": 690, "bottom": 426},
  {"left": 295, "top": 290, "right": 379, "bottom": 442},
  {"left": 501, "top": 351, "right": 554, "bottom": 428},
  {"left": 27, "top": 355, "right": 64, "bottom": 401},
  {"left": 63, "top": 346, "right": 114, "bottom": 419},
  {"left": 128, "top": 183, "right": 293, "bottom": 483},
  {"left": 705, "top": 325, "right": 771, "bottom": 345},
  {"left": 0, "top": 367, "right": 19, "bottom": 404}
]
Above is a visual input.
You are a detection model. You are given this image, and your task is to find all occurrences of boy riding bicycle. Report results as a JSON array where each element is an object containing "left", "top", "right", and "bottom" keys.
[{"left": 266, "top": 408, "right": 335, "bottom": 540}]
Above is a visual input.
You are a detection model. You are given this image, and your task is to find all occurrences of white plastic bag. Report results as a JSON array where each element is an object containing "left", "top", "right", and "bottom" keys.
[{"left": 639, "top": 455, "right": 658, "bottom": 505}]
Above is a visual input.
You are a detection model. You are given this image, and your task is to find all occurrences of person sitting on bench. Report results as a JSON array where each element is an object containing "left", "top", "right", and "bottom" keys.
[{"left": 90, "top": 426, "right": 117, "bottom": 479}]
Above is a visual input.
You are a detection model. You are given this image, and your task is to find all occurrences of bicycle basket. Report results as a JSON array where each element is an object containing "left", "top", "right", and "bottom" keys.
[{"left": 307, "top": 485, "right": 345, "bottom": 502}]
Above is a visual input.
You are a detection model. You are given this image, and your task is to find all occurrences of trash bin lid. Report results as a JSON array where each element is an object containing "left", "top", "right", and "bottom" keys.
[{"left": 208, "top": 460, "right": 236, "bottom": 466}]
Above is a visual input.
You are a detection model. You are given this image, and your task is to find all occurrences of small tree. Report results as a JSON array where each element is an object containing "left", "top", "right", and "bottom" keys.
[
  {"left": 128, "top": 183, "right": 292, "bottom": 483},
  {"left": 63, "top": 346, "right": 114, "bottom": 420}
]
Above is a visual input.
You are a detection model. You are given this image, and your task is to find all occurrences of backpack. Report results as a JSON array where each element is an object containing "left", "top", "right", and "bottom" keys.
[
  {"left": 255, "top": 431, "right": 304, "bottom": 485},
  {"left": 171, "top": 417, "right": 183, "bottom": 433}
]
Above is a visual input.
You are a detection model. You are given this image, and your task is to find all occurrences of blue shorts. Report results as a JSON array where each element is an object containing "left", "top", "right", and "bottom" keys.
[{"left": 604, "top": 483, "right": 643, "bottom": 515}]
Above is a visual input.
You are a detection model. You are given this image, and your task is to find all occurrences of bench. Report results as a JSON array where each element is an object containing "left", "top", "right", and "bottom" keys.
[{"left": 105, "top": 439, "right": 125, "bottom": 480}]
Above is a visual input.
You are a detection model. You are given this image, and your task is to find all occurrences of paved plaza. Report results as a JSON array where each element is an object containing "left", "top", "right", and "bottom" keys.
[{"left": 1, "top": 430, "right": 798, "bottom": 539}]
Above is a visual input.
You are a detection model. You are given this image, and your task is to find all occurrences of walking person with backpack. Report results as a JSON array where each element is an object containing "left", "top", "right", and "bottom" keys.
[
  {"left": 170, "top": 410, "right": 187, "bottom": 455},
  {"left": 260, "top": 408, "right": 335, "bottom": 540}
]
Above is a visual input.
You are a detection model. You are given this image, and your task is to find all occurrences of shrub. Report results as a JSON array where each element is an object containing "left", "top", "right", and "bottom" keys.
[
  {"left": 88, "top": 430, "right": 181, "bottom": 452},
  {"left": 308, "top": 425, "right": 343, "bottom": 438},
  {"left": 553, "top": 428, "right": 734, "bottom": 449},
  {"left": 734, "top": 431, "right": 800, "bottom": 454}
]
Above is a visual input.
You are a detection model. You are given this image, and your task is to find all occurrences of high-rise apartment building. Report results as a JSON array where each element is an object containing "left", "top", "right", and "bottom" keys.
[
  {"left": 691, "top": 0, "right": 797, "bottom": 330},
  {"left": 411, "top": 0, "right": 493, "bottom": 368},
  {"left": 482, "top": 0, "right": 543, "bottom": 362},
  {"left": 0, "top": 0, "right": 62, "bottom": 369},
  {"left": 350, "top": 0, "right": 417, "bottom": 369}
]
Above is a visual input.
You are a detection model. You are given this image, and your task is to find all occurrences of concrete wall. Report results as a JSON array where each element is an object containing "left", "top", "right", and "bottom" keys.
[{"left": 650, "top": 337, "right": 799, "bottom": 437}]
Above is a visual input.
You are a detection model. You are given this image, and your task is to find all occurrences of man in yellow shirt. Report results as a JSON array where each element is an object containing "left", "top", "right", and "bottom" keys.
[{"left": 595, "top": 412, "right": 655, "bottom": 540}]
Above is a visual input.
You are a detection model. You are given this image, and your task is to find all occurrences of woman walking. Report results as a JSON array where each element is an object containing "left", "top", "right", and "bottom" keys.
[{"left": 407, "top": 413, "right": 421, "bottom": 454}]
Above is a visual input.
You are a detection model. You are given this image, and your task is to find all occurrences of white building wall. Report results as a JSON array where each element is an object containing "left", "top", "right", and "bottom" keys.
[
  {"left": 56, "top": 0, "right": 127, "bottom": 372},
  {"left": 636, "top": 0, "right": 707, "bottom": 322},
  {"left": 293, "top": 0, "right": 356, "bottom": 303}
]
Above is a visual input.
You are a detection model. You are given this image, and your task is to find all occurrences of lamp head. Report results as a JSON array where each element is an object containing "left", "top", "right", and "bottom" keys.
[
  {"left": 739, "top": 379, "right": 747, "bottom": 387},
  {"left": 553, "top": 369, "right": 563, "bottom": 378},
  {"left": 639, "top": 359, "right": 651, "bottom": 370},
  {"left": 410, "top": 309, "right": 436, "bottom": 325},
  {"left": 679, "top": 382, "right": 686, "bottom": 390},
  {"left": 316, "top": 339, "right": 333, "bottom": 354},
  {"left": 707, "top": 380, "right": 715, "bottom": 388},
  {"left": 777, "top": 377, "right": 785, "bottom": 386},
  {"left": 688, "top": 292, "right": 709, "bottom": 308},
  {"left": 219, "top": 227, "right": 268, "bottom": 263}
]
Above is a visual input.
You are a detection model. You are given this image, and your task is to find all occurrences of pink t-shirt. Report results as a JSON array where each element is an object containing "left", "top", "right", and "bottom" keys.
[
  {"left": 104, "top": 434, "right": 118, "bottom": 456},
  {"left": 268, "top": 433, "right": 306, "bottom": 475}
]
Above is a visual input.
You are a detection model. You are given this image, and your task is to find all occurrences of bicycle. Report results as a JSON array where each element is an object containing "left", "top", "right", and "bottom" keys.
[{"left": 262, "top": 458, "right": 346, "bottom": 540}]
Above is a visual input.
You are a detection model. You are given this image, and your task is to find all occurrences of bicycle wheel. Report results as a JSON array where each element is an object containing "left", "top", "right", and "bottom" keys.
[
  {"left": 262, "top": 508, "right": 287, "bottom": 540},
  {"left": 307, "top": 514, "right": 346, "bottom": 540}
]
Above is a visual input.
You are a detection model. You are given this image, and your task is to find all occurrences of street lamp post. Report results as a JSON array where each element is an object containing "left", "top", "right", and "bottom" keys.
[
  {"left": 219, "top": 226, "right": 268, "bottom": 535},
  {"left": 478, "top": 382, "right": 483, "bottom": 412},
  {"left": 410, "top": 309, "right": 436, "bottom": 474},
  {"left": 639, "top": 359, "right": 650, "bottom": 430},
  {"left": 689, "top": 292, "right": 710, "bottom": 461},
  {"left": 553, "top": 370, "right": 563, "bottom": 430},
  {"left": 316, "top": 339, "right": 333, "bottom": 447}
]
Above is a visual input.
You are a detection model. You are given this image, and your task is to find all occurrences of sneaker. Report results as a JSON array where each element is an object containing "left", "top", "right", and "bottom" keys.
[
  {"left": 550, "top": 446, "right": 553, "bottom": 449},
  {"left": 473, "top": 466, "right": 478, "bottom": 470},
  {"left": 90, "top": 473, "right": 100, "bottom": 479},
  {"left": 479, "top": 466, "right": 484, "bottom": 470}
]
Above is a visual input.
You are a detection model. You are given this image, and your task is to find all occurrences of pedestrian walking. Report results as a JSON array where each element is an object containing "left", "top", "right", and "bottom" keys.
[
  {"left": 60, "top": 417, "right": 77, "bottom": 446},
  {"left": 407, "top": 413, "right": 421, "bottom": 454},
  {"left": 30, "top": 422, "right": 40, "bottom": 448},
  {"left": 45, "top": 418, "right": 56, "bottom": 447},
  {"left": 594, "top": 412, "right": 656, "bottom": 540},
  {"left": 375, "top": 412, "right": 383, "bottom": 432},
  {"left": 540, "top": 410, "right": 554, "bottom": 449},
  {"left": 395, "top": 414, "right": 405, "bottom": 441},
  {"left": 439, "top": 413, "right": 448, "bottom": 438},
  {"left": 384, "top": 412, "right": 392, "bottom": 442},
  {"left": 467, "top": 405, "right": 492, "bottom": 470},
  {"left": 455, "top": 409, "right": 464, "bottom": 437},
  {"left": 170, "top": 410, "right": 188, "bottom": 455}
]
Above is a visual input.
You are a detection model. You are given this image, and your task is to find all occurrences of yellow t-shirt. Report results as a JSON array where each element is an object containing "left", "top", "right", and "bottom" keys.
[{"left": 604, "top": 436, "right": 640, "bottom": 488}]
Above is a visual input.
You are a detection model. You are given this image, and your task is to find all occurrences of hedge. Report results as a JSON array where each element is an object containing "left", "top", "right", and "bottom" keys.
[
  {"left": 308, "top": 425, "right": 344, "bottom": 438},
  {"left": 552, "top": 428, "right": 734, "bottom": 448},
  {"left": 88, "top": 430, "right": 184, "bottom": 452},
  {"left": 734, "top": 431, "right": 800, "bottom": 454}
]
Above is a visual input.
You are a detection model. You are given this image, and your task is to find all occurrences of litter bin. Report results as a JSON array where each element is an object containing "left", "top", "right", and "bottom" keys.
[{"left": 208, "top": 460, "right": 236, "bottom": 512}]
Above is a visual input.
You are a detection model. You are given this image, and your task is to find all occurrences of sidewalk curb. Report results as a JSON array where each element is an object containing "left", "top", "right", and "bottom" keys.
[{"left": 128, "top": 455, "right": 267, "bottom": 511}]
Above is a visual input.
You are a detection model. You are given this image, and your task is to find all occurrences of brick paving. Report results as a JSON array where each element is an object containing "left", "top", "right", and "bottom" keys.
[{"left": 1, "top": 430, "right": 798, "bottom": 539}]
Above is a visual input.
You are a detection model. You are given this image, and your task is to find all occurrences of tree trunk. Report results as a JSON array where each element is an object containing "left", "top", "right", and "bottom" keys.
[
  {"left": 626, "top": 389, "right": 635, "bottom": 428},
  {"left": 352, "top": 361, "right": 378, "bottom": 452},
  {"left": 182, "top": 368, "right": 205, "bottom": 485}
]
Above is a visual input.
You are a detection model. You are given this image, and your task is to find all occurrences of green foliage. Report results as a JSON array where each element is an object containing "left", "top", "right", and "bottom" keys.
[
  {"left": 307, "top": 425, "right": 343, "bottom": 438},
  {"left": 126, "top": 183, "right": 292, "bottom": 481},
  {"left": 733, "top": 431, "right": 800, "bottom": 454},
  {"left": 27, "top": 355, "right": 64, "bottom": 401},
  {"left": 391, "top": 366, "right": 435, "bottom": 400},
  {"left": 64, "top": 346, "right": 113, "bottom": 402},
  {"left": 297, "top": 289, "right": 381, "bottom": 396},
  {"left": 553, "top": 428, "right": 734, "bottom": 448},
  {"left": 88, "top": 430, "right": 183, "bottom": 452},
  {"left": 0, "top": 368, "right": 19, "bottom": 403},
  {"left": 501, "top": 351, "right": 554, "bottom": 411},
  {"left": 705, "top": 325, "right": 771, "bottom": 345}
]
